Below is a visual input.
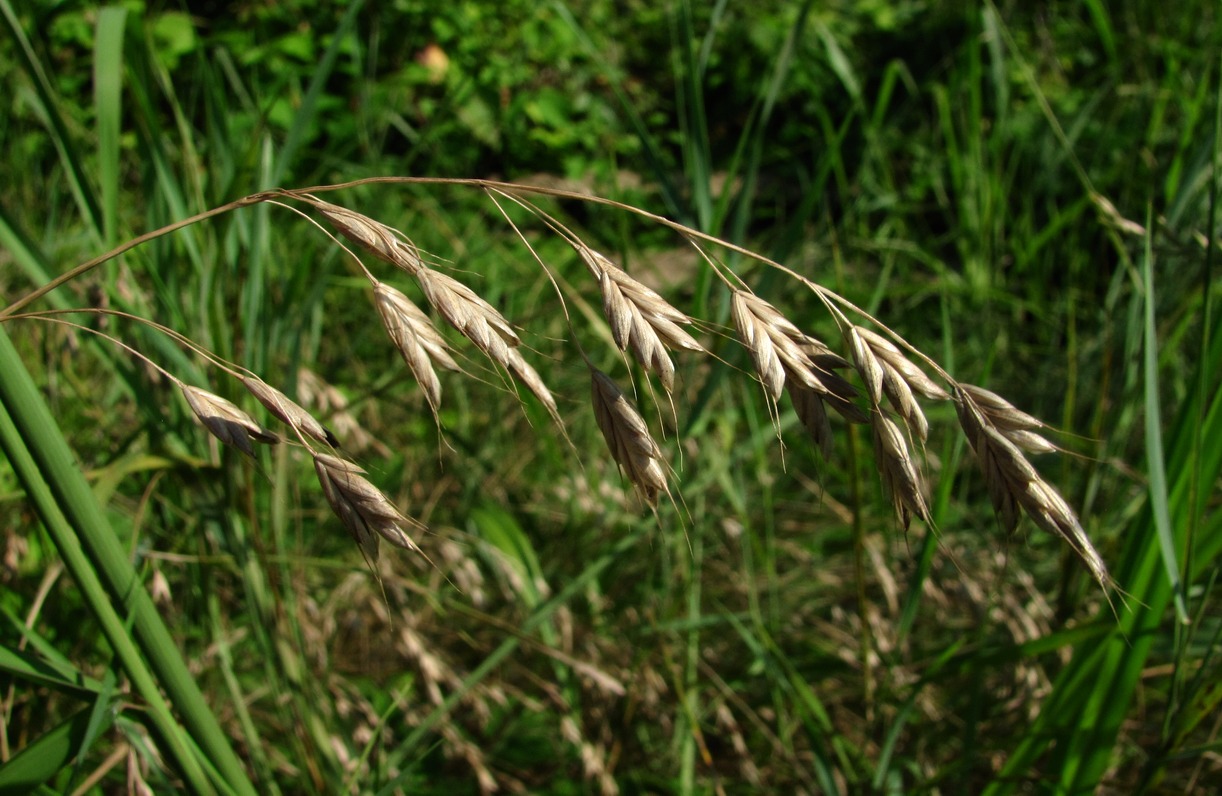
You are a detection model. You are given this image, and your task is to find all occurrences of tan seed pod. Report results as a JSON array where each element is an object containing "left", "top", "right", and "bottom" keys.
[
  {"left": 590, "top": 369, "right": 668, "bottom": 506},
  {"left": 310, "top": 199, "right": 424, "bottom": 273},
  {"left": 731, "top": 290, "right": 823, "bottom": 400},
  {"left": 241, "top": 375, "right": 337, "bottom": 447},
  {"left": 855, "top": 327, "right": 950, "bottom": 400},
  {"left": 312, "top": 452, "right": 423, "bottom": 561},
  {"left": 954, "top": 386, "right": 1109, "bottom": 588},
  {"left": 871, "top": 413, "right": 930, "bottom": 528},
  {"left": 181, "top": 384, "right": 278, "bottom": 458},
  {"left": 414, "top": 267, "right": 520, "bottom": 366},
  {"left": 373, "top": 281, "right": 460, "bottom": 415},
  {"left": 960, "top": 384, "right": 1044, "bottom": 432},
  {"left": 847, "top": 327, "right": 886, "bottom": 407},
  {"left": 505, "top": 348, "right": 562, "bottom": 425},
  {"left": 581, "top": 248, "right": 703, "bottom": 392}
]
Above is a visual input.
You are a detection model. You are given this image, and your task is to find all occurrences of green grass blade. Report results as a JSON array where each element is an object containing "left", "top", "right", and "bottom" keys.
[
  {"left": 93, "top": 7, "right": 127, "bottom": 246},
  {"left": 0, "top": 641, "right": 103, "bottom": 698},
  {"left": 0, "top": 0, "right": 103, "bottom": 236},
  {"left": 0, "top": 326, "right": 255, "bottom": 795},
  {"left": 1142, "top": 214, "right": 1188, "bottom": 623},
  {"left": 0, "top": 705, "right": 115, "bottom": 793}
]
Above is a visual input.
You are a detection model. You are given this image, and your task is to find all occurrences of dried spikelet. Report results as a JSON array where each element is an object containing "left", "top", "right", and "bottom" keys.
[
  {"left": 846, "top": 327, "right": 886, "bottom": 407},
  {"left": 309, "top": 199, "right": 424, "bottom": 273},
  {"left": 414, "top": 266, "right": 562, "bottom": 423},
  {"left": 241, "top": 375, "right": 338, "bottom": 447},
  {"left": 800, "top": 341, "right": 871, "bottom": 424},
  {"left": 954, "top": 386, "right": 1110, "bottom": 588},
  {"left": 580, "top": 248, "right": 703, "bottom": 392},
  {"left": 414, "top": 267, "right": 520, "bottom": 364},
  {"left": 373, "top": 281, "right": 460, "bottom": 414},
  {"left": 181, "top": 384, "right": 278, "bottom": 457},
  {"left": 960, "top": 383, "right": 1057, "bottom": 453},
  {"left": 312, "top": 452, "right": 423, "bottom": 561},
  {"left": 590, "top": 369, "right": 668, "bottom": 506},
  {"left": 871, "top": 413, "right": 931, "bottom": 528},
  {"left": 730, "top": 290, "right": 825, "bottom": 399},
  {"left": 855, "top": 328, "right": 950, "bottom": 400}
]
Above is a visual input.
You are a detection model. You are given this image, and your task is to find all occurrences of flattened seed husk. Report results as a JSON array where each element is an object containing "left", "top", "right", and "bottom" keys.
[
  {"left": 311, "top": 199, "right": 424, "bottom": 273},
  {"left": 374, "top": 281, "right": 460, "bottom": 414},
  {"left": 506, "top": 349, "right": 561, "bottom": 424},
  {"left": 731, "top": 290, "right": 821, "bottom": 400},
  {"left": 590, "top": 369, "right": 668, "bottom": 506},
  {"left": 856, "top": 328, "right": 949, "bottom": 400},
  {"left": 583, "top": 249, "right": 702, "bottom": 392},
  {"left": 312, "top": 453, "right": 423, "bottom": 559},
  {"left": 414, "top": 267, "right": 520, "bottom": 366},
  {"left": 241, "top": 375, "right": 338, "bottom": 447},
  {"left": 181, "top": 384, "right": 278, "bottom": 458},
  {"left": 960, "top": 384, "right": 1044, "bottom": 432},
  {"left": 847, "top": 327, "right": 886, "bottom": 407},
  {"left": 871, "top": 413, "right": 930, "bottom": 528}
]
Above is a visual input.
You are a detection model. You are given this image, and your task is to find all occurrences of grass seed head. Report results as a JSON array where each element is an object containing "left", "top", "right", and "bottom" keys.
[
  {"left": 590, "top": 369, "right": 668, "bottom": 506},
  {"left": 871, "top": 412, "right": 931, "bottom": 528},
  {"left": 731, "top": 290, "right": 822, "bottom": 400},
  {"left": 582, "top": 248, "right": 703, "bottom": 392},
  {"left": 373, "top": 281, "right": 460, "bottom": 415},
  {"left": 241, "top": 374, "right": 338, "bottom": 447},
  {"left": 311, "top": 199, "right": 424, "bottom": 273},
  {"left": 312, "top": 452, "right": 423, "bottom": 559},
  {"left": 181, "top": 384, "right": 278, "bottom": 458},
  {"left": 414, "top": 267, "right": 520, "bottom": 364}
]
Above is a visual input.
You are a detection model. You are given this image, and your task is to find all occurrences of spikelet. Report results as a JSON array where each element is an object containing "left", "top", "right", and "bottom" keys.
[
  {"left": 309, "top": 198, "right": 425, "bottom": 273},
  {"left": 181, "top": 384, "right": 278, "bottom": 458},
  {"left": 955, "top": 386, "right": 1110, "bottom": 588},
  {"left": 580, "top": 247, "right": 703, "bottom": 392},
  {"left": 241, "top": 375, "right": 337, "bottom": 447},
  {"left": 373, "top": 280, "right": 460, "bottom": 415},
  {"left": 312, "top": 452, "right": 424, "bottom": 561},
  {"left": 590, "top": 368, "right": 668, "bottom": 506}
]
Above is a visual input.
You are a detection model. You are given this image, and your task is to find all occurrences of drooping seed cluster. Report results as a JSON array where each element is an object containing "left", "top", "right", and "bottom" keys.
[
  {"left": 173, "top": 191, "right": 1111, "bottom": 593},
  {"left": 179, "top": 374, "right": 423, "bottom": 562}
]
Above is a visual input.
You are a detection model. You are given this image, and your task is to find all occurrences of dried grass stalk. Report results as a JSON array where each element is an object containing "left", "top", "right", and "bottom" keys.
[
  {"left": 312, "top": 452, "right": 423, "bottom": 562},
  {"left": 310, "top": 199, "right": 424, "bottom": 273},
  {"left": 241, "top": 374, "right": 338, "bottom": 447},
  {"left": 373, "top": 281, "right": 460, "bottom": 415},
  {"left": 590, "top": 369, "right": 668, "bottom": 506},
  {"left": 955, "top": 386, "right": 1110, "bottom": 588},
  {"left": 871, "top": 413, "right": 931, "bottom": 528},
  {"left": 181, "top": 384, "right": 278, "bottom": 458},
  {"left": 580, "top": 248, "right": 703, "bottom": 392}
]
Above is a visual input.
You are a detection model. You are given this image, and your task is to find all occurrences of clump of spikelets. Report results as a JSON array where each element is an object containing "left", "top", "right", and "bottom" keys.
[{"left": 0, "top": 178, "right": 1115, "bottom": 599}]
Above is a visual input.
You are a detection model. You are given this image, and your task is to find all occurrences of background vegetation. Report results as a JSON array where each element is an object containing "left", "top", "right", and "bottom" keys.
[{"left": 1, "top": 0, "right": 1220, "bottom": 793}]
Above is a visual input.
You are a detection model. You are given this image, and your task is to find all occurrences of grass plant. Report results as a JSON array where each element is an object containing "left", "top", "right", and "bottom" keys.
[{"left": 1, "top": 2, "right": 1220, "bottom": 794}]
